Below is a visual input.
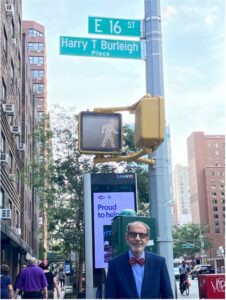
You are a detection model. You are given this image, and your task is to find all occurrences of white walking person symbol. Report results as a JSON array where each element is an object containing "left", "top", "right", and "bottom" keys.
[{"left": 101, "top": 119, "right": 118, "bottom": 147}]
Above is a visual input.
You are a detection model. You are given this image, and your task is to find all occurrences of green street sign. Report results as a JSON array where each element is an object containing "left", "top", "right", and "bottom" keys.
[
  {"left": 182, "top": 243, "right": 194, "bottom": 249},
  {"left": 88, "top": 16, "right": 141, "bottom": 37},
  {"left": 60, "top": 36, "right": 142, "bottom": 59}
]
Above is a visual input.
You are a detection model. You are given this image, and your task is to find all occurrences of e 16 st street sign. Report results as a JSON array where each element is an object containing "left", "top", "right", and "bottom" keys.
[
  {"left": 60, "top": 36, "right": 142, "bottom": 59},
  {"left": 88, "top": 16, "right": 141, "bottom": 37}
]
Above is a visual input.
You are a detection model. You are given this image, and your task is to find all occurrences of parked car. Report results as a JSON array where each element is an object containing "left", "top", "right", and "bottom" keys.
[
  {"left": 190, "top": 265, "right": 214, "bottom": 279},
  {"left": 174, "top": 267, "right": 180, "bottom": 280}
]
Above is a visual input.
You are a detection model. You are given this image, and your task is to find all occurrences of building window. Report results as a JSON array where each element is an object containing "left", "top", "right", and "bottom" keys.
[
  {"left": 19, "top": 17, "right": 21, "bottom": 37},
  {"left": 2, "top": 79, "right": 7, "bottom": 103},
  {"left": 221, "top": 192, "right": 225, "bottom": 196},
  {"left": 3, "top": 27, "right": 7, "bottom": 62},
  {"left": 11, "top": 19, "right": 15, "bottom": 37},
  {"left": 10, "top": 60, "right": 15, "bottom": 86},
  {"left": 18, "top": 52, "right": 21, "bottom": 74},
  {"left": 221, "top": 199, "right": 225, "bottom": 204},
  {"left": 28, "top": 42, "right": 44, "bottom": 51},
  {"left": 16, "top": 211, "right": 19, "bottom": 228},
  {"left": 214, "top": 213, "right": 219, "bottom": 219},
  {"left": 0, "top": 189, "right": 5, "bottom": 207},
  {"left": 9, "top": 200, "right": 12, "bottom": 226},
  {"left": 210, "top": 171, "right": 215, "bottom": 176},
  {"left": 213, "top": 207, "right": 218, "bottom": 211},
  {"left": 214, "top": 220, "right": 219, "bottom": 226},
  {"left": 28, "top": 28, "right": 43, "bottom": 37},
  {"left": 215, "top": 227, "right": 220, "bottom": 233},
  {"left": 16, "top": 169, "right": 20, "bottom": 193},
  {"left": 211, "top": 185, "right": 216, "bottom": 190},
  {"left": 29, "top": 56, "right": 44, "bottom": 65},
  {"left": 31, "top": 69, "right": 44, "bottom": 78},
  {"left": 0, "top": 133, "right": 6, "bottom": 152},
  {"left": 33, "top": 84, "right": 44, "bottom": 93},
  {"left": 38, "top": 112, "right": 44, "bottom": 122},
  {"left": 212, "top": 199, "right": 217, "bottom": 204},
  {"left": 211, "top": 192, "right": 217, "bottom": 196},
  {"left": 9, "top": 152, "right": 13, "bottom": 173}
]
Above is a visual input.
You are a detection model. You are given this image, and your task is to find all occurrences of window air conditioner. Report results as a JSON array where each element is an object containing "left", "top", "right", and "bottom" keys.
[
  {"left": 11, "top": 125, "right": 20, "bottom": 135},
  {"left": 0, "top": 153, "right": 9, "bottom": 164},
  {"left": 9, "top": 174, "right": 16, "bottom": 181},
  {"left": 17, "top": 143, "right": 25, "bottom": 151},
  {"left": 16, "top": 228, "right": 22, "bottom": 235},
  {"left": 5, "top": 4, "right": 14, "bottom": 16},
  {"left": 3, "top": 104, "right": 15, "bottom": 116},
  {"left": 12, "top": 38, "right": 17, "bottom": 46},
  {"left": 0, "top": 208, "right": 12, "bottom": 220}
]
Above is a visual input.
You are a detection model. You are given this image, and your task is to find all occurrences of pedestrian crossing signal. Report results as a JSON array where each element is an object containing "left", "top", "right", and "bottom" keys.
[{"left": 79, "top": 112, "right": 122, "bottom": 154}]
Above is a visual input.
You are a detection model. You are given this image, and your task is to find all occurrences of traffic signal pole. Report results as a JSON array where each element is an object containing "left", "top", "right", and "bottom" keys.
[{"left": 144, "top": 0, "right": 175, "bottom": 291}]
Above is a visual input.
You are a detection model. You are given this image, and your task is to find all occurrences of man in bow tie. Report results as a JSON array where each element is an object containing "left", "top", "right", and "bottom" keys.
[{"left": 105, "top": 221, "right": 174, "bottom": 299}]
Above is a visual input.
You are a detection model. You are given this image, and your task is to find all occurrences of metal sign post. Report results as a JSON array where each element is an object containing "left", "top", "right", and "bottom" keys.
[{"left": 144, "top": 0, "right": 175, "bottom": 294}]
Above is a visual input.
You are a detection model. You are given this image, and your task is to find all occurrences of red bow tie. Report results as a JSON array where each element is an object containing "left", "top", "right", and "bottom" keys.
[{"left": 129, "top": 257, "right": 145, "bottom": 266}]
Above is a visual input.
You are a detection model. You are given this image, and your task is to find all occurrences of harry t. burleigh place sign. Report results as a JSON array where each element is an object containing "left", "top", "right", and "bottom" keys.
[
  {"left": 60, "top": 16, "right": 143, "bottom": 60},
  {"left": 60, "top": 36, "right": 142, "bottom": 59}
]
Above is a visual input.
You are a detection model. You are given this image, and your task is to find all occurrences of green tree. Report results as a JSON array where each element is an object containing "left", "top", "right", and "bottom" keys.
[
  {"left": 173, "top": 223, "right": 212, "bottom": 260},
  {"left": 47, "top": 106, "right": 119, "bottom": 292}
]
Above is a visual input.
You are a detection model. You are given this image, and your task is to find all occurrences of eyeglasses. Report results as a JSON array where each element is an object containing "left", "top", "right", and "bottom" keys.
[{"left": 127, "top": 232, "right": 148, "bottom": 239}]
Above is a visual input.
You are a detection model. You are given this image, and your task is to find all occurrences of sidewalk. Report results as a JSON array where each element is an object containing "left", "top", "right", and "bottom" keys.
[{"left": 55, "top": 284, "right": 74, "bottom": 299}]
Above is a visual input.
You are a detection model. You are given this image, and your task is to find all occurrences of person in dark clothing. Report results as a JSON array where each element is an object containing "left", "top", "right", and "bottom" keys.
[
  {"left": 58, "top": 268, "right": 65, "bottom": 289},
  {"left": 0, "top": 264, "right": 14, "bottom": 299},
  {"left": 39, "top": 260, "right": 60, "bottom": 299}
]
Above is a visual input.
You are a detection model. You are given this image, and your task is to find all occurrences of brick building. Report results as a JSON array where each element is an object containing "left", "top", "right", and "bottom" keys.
[
  {"left": 0, "top": 0, "right": 35, "bottom": 278},
  {"left": 187, "top": 132, "right": 225, "bottom": 257}
]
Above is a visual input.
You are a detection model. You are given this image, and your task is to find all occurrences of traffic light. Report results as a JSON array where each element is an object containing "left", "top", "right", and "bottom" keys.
[
  {"left": 79, "top": 112, "right": 122, "bottom": 154},
  {"left": 134, "top": 95, "right": 164, "bottom": 149}
]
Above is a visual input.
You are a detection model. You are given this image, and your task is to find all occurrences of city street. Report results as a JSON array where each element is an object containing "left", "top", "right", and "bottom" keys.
[{"left": 175, "top": 277, "right": 199, "bottom": 299}]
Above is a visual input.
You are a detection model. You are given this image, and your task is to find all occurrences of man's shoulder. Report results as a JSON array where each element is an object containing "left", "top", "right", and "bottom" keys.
[{"left": 108, "top": 251, "right": 129, "bottom": 264}]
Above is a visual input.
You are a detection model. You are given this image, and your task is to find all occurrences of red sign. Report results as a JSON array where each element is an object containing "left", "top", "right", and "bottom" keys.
[{"left": 198, "top": 274, "right": 225, "bottom": 299}]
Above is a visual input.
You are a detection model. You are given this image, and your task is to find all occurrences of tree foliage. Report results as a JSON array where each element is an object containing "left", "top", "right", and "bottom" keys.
[{"left": 172, "top": 223, "right": 212, "bottom": 259}]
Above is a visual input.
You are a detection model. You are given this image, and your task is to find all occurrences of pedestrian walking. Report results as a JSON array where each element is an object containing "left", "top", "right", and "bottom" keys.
[
  {"left": 14, "top": 257, "right": 48, "bottom": 299},
  {"left": 0, "top": 264, "right": 14, "bottom": 299},
  {"left": 58, "top": 268, "right": 65, "bottom": 289},
  {"left": 105, "top": 221, "right": 174, "bottom": 298},
  {"left": 39, "top": 260, "right": 60, "bottom": 299}
]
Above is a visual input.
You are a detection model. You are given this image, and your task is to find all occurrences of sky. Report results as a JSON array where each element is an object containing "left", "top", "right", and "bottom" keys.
[{"left": 23, "top": 0, "right": 225, "bottom": 167}]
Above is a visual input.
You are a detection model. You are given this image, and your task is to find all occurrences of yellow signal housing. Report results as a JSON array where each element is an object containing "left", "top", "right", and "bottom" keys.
[{"left": 135, "top": 95, "right": 164, "bottom": 150}]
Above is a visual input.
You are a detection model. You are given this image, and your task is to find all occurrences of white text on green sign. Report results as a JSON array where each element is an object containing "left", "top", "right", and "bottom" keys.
[
  {"left": 60, "top": 36, "right": 142, "bottom": 59},
  {"left": 88, "top": 16, "right": 141, "bottom": 37}
]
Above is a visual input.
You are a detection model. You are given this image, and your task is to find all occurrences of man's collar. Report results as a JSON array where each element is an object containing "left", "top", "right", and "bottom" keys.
[{"left": 128, "top": 250, "right": 145, "bottom": 259}]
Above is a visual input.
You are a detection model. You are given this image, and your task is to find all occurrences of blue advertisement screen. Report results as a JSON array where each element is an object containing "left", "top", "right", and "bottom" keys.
[{"left": 91, "top": 173, "right": 137, "bottom": 269}]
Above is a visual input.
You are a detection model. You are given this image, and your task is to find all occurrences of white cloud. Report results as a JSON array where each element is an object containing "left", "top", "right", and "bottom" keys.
[
  {"left": 205, "top": 14, "right": 216, "bottom": 26},
  {"left": 162, "top": 5, "right": 177, "bottom": 24}
]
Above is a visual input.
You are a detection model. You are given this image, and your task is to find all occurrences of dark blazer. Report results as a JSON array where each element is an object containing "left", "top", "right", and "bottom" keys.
[{"left": 105, "top": 251, "right": 174, "bottom": 299}]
